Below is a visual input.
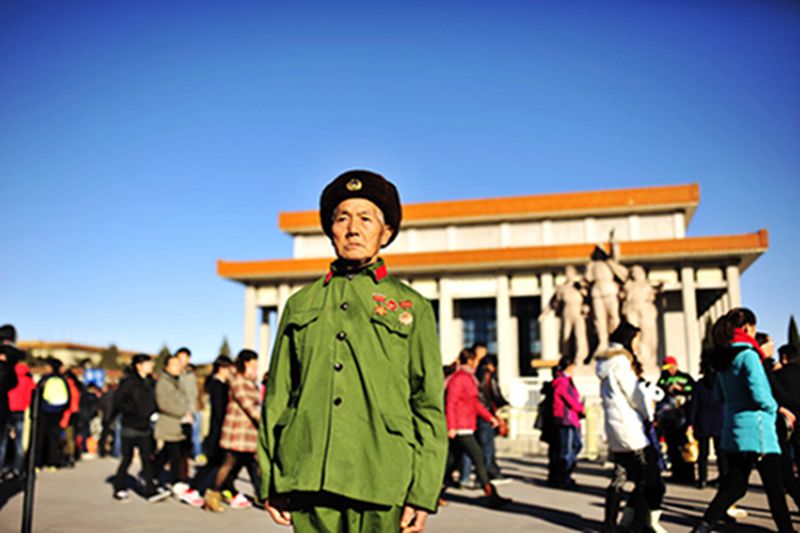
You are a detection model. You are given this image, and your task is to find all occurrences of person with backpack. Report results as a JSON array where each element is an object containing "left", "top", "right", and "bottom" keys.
[
  {"left": 36, "top": 358, "right": 71, "bottom": 469},
  {"left": 594, "top": 322, "right": 666, "bottom": 533}
]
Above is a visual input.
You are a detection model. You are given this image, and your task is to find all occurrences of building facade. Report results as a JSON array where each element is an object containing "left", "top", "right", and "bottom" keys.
[{"left": 218, "top": 183, "right": 767, "bottom": 417}]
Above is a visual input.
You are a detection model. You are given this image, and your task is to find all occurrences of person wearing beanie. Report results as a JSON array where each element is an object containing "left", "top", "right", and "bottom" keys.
[{"left": 258, "top": 170, "right": 447, "bottom": 533}]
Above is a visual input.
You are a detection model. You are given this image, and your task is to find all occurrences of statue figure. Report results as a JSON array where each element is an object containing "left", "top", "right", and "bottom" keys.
[
  {"left": 622, "top": 265, "right": 660, "bottom": 366},
  {"left": 585, "top": 240, "right": 628, "bottom": 354},
  {"left": 542, "top": 266, "right": 590, "bottom": 361}
]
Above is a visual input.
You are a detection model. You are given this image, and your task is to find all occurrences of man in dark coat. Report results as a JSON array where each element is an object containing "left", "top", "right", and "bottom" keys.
[
  {"left": 774, "top": 344, "right": 800, "bottom": 507},
  {"left": 687, "top": 355, "right": 724, "bottom": 488}
]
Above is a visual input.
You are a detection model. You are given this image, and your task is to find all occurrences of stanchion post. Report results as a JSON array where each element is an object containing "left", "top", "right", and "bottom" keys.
[{"left": 21, "top": 386, "right": 40, "bottom": 533}]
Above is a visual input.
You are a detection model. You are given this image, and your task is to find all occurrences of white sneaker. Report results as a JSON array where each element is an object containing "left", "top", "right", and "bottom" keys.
[
  {"left": 171, "top": 481, "right": 190, "bottom": 497},
  {"left": 147, "top": 487, "right": 171, "bottom": 503},
  {"left": 648, "top": 510, "right": 668, "bottom": 533},
  {"left": 229, "top": 493, "right": 252, "bottom": 509},
  {"left": 113, "top": 490, "right": 130, "bottom": 503},
  {"left": 727, "top": 505, "right": 748, "bottom": 520},
  {"left": 180, "top": 488, "right": 204, "bottom": 508}
]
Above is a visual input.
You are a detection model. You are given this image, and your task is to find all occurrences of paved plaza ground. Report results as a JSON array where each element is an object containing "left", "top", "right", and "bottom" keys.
[{"left": 1, "top": 454, "right": 797, "bottom": 533}]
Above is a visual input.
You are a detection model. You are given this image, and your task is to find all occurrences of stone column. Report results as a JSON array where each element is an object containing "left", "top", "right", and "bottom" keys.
[
  {"left": 539, "top": 272, "right": 559, "bottom": 360},
  {"left": 438, "top": 278, "right": 454, "bottom": 365},
  {"left": 258, "top": 308, "right": 272, "bottom": 379},
  {"left": 277, "top": 283, "right": 291, "bottom": 322},
  {"left": 244, "top": 285, "right": 257, "bottom": 350},
  {"left": 496, "top": 274, "right": 517, "bottom": 397},
  {"left": 726, "top": 264, "right": 742, "bottom": 309},
  {"left": 681, "top": 266, "right": 701, "bottom": 375}
]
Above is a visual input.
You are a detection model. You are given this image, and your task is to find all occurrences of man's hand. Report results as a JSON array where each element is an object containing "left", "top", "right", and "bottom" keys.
[
  {"left": 264, "top": 497, "right": 292, "bottom": 526},
  {"left": 400, "top": 506, "right": 428, "bottom": 533},
  {"left": 447, "top": 428, "right": 457, "bottom": 439},
  {"left": 490, "top": 417, "right": 500, "bottom": 428}
]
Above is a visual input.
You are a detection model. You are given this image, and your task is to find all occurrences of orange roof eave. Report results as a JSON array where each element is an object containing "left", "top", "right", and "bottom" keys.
[
  {"left": 218, "top": 229, "right": 768, "bottom": 283},
  {"left": 278, "top": 183, "right": 700, "bottom": 234}
]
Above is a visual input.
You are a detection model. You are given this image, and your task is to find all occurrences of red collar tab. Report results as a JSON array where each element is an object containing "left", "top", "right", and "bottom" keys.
[
  {"left": 324, "top": 271, "right": 334, "bottom": 285},
  {"left": 374, "top": 263, "right": 388, "bottom": 282}
]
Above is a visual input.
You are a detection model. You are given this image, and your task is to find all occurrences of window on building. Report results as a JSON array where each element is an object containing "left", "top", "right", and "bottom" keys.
[
  {"left": 457, "top": 298, "right": 497, "bottom": 355},
  {"left": 513, "top": 297, "right": 541, "bottom": 377}
]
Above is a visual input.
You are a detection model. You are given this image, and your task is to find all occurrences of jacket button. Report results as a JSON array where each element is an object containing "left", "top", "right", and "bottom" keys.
[
  {"left": 334, "top": 363, "right": 343, "bottom": 372},
  {"left": 346, "top": 273, "right": 354, "bottom": 281},
  {"left": 333, "top": 397, "right": 342, "bottom": 406},
  {"left": 340, "top": 302, "right": 349, "bottom": 311},
  {"left": 336, "top": 331, "right": 346, "bottom": 341}
]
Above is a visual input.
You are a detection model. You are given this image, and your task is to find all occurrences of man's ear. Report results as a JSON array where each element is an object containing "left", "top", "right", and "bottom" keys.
[{"left": 380, "top": 226, "right": 394, "bottom": 247}]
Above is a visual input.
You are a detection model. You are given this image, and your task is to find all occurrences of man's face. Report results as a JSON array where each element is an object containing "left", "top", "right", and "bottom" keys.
[
  {"left": 668, "top": 366, "right": 678, "bottom": 376},
  {"left": 331, "top": 198, "right": 393, "bottom": 265},
  {"left": 177, "top": 351, "right": 190, "bottom": 370},
  {"left": 139, "top": 360, "right": 154, "bottom": 377},
  {"left": 166, "top": 357, "right": 182, "bottom": 376},
  {"left": 761, "top": 339, "right": 775, "bottom": 358}
]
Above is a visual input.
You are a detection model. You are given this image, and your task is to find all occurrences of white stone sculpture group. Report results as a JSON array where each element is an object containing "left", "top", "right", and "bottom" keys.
[{"left": 543, "top": 241, "right": 660, "bottom": 366}]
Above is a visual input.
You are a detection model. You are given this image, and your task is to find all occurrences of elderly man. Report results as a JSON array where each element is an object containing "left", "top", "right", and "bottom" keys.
[{"left": 259, "top": 170, "right": 448, "bottom": 533}]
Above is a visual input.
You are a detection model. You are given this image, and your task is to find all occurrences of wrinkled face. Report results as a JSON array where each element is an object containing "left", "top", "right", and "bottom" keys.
[{"left": 331, "top": 198, "right": 393, "bottom": 265}]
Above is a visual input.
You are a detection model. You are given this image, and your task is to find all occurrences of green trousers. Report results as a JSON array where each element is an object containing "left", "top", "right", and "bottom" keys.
[{"left": 289, "top": 492, "right": 403, "bottom": 533}]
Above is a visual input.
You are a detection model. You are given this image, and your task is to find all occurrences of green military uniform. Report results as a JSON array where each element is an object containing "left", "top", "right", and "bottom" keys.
[{"left": 258, "top": 257, "right": 448, "bottom": 532}]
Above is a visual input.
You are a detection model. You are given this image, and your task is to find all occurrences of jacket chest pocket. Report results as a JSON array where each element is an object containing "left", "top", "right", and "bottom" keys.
[
  {"left": 286, "top": 310, "right": 320, "bottom": 364},
  {"left": 370, "top": 314, "right": 411, "bottom": 359}
]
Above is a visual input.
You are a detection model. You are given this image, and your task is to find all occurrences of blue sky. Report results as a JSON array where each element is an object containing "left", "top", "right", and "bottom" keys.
[{"left": 1, "top": 1, "right": 798, "bottom": 363}]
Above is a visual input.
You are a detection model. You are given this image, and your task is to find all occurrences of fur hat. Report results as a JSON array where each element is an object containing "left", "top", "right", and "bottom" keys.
[{"left": 319, "top": 170, "right": 402, "bottom": 246}]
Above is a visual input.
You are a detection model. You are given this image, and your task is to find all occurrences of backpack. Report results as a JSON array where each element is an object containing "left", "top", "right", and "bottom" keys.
[{"left": 41, "top": 375, "right": 70, "bottom": 413}]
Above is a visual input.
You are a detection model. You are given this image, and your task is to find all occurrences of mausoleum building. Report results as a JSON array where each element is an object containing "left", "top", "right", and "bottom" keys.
[{"left": 218, "top": 184, "right": 767, "bottom": 416}]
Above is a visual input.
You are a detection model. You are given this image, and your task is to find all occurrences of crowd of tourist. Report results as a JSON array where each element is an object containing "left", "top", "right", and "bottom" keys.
[
  {"left": 2, "top": 306, "right": 800, "bottom": 531},
  {"left": 0, "top": 324, "right": 269, "bottom": 513}
]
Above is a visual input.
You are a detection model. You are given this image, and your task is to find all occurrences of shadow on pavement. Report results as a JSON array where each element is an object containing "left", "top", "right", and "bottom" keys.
[
  {"left": 442, "top": 492, "right": 604, "bottom": 532},
  {"left": 0, "top": 477, "right": 25, "bottom": 512}
]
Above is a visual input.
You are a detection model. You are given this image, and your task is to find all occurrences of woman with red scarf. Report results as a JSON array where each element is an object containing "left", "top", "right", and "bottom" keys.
[{"left": 691, "top": 308, "right": 794, "bottom": 533}]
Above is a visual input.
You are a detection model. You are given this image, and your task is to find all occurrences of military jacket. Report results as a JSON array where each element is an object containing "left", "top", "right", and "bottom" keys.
[{"left": 257, "top": 259, "right": 447, "bottom": 512}]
